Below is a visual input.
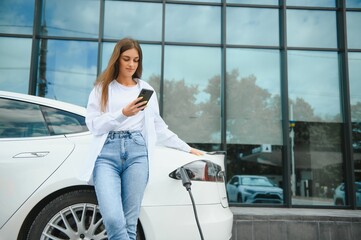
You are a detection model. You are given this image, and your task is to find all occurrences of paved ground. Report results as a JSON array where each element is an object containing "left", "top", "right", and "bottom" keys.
[
  {"left": 230, "top": 207, "right": 361, "bottom": 240},
  {"left": 231, "top": 207, "right": 361, "bottom": 218}
]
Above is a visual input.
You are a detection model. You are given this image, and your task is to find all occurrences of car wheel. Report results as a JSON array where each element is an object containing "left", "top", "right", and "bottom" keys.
[
  {"left": 237, "top": 193, "right": 243, "bottom": 203},
  {"left": 26, "top": 189, "right": 146, "bottom": 240},
  {"left": 27, "top": 189, "right": 106, "bottom": 240}
]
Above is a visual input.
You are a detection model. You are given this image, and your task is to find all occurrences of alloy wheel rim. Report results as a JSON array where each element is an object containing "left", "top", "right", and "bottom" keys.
[{"left": 41, "top": 203, "right": 107, "bottom": 240}]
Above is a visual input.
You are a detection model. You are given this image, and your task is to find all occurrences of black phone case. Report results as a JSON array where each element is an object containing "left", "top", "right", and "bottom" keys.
[{"left": 137, "top": 89, "right": 154, "bottom": 109}]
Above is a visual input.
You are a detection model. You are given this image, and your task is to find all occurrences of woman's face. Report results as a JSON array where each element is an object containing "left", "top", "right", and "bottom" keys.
[{"left": 118, "top": 48, "right": 139, "bottom": 79}]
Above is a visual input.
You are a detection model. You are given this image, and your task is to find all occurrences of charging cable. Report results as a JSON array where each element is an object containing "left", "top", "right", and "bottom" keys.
[{"left": 179, "top": 167, "right": 204, "bottom": 240}]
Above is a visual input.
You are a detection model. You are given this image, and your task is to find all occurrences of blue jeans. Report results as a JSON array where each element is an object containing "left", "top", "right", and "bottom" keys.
[{"left": 93, "top": 131, "right": 148, "bottom": 240}]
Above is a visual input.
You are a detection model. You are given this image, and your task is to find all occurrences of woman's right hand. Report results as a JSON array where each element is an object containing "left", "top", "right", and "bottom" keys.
[{"left": 122, "top": 97, "right": 147, "bottom": 116}]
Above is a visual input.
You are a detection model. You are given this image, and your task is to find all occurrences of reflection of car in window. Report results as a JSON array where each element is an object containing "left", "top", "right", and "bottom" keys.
[
  {"left": 226, "top": 175, "right": 283, "bottom": 204},
  {"left": 333, "top": 182, "right": 361, "bottom": 206}
]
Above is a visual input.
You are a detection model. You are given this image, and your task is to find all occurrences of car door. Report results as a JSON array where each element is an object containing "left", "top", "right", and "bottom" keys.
[{"left": 0, "top": 98, "right": 74, "bottom": 228}]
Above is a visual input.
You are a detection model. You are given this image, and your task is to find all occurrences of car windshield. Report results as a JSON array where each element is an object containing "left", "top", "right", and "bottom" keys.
[{"left": 241, "top": 177, "right": 274, "bottom": 187}]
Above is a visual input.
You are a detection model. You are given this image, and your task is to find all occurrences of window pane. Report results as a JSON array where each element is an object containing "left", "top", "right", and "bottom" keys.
[
  {"left": 347, "top": 0, "right": 361, "bottom": 8},
  {"left": 172, "top": 0, "right": 221, "bottom": 2},
  {"left": 287, "top": 0, "right": 336, "bottom": 7},
  {"left": 347, "top": 12, "right": 361, "bottom": 49},
  {"left": 226, "top": 49, "right": 282, "bottom": 145},
  {"left": 224, "top": 48, "right": 283, "bottom": 205},
  {"left": 37, "top": 40, "right": 97, "bottom": 107},
  {"left": 349, "top": 53, "right": 361, "bottom": 113},
  {"left": 288, "top": 51, "right": 343, "bottom": 206},
  {"left": 0, "top": 98, "right": 49, "bottom": 138},
  {"left": 165, "top": 4, "right": 221, "bottom": 44},
  {"left": 101, "top": 42, "right": 115, "bottom": 72},
  {"left": 43, "top": 0, "right": 99, "bottom": 38},
  {"left": 227, "top": 8, "right": 279, "bottom": 46},
  {"left": 0, "top": 0, "right": 34, "bottom": 34},
  {"left": 349, "top": 52, "right": 361, "bottom": 207},
  {"left": 104, "top": 1, "right": 162, "bottom": 41},
  {"left": 141, "top": 45, "right": 162, "bottom": 95},
  {"left": 287, "top": 10, "right": 337, "bottom": 48},
  {"left": 41, "top": 106, "right": 87, "bottom": 135},
  {"left": 288, "top": 51, "right": 341, "bottom": 122},
  {"left": 0, "top": 37, "right": 32, "bottom": 94},
  {"left": 164, "top": 46, "right": 221, "bottom": 143},
  {"left": 227, "top": 0, "right": 278, "bottom": 4}
]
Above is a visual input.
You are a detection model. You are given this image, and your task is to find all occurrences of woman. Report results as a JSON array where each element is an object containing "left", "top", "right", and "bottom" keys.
[{"left": 85, "top": 38, "right": 202, "bottom": 240}]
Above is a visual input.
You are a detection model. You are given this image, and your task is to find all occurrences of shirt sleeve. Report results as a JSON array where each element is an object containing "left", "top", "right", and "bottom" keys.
[
  {"left": 154, "top": 113, "right": 192, "bottom": 153},
  {"left": 85, "top": 87, "right": 128, "bottom": 136},
  {"left": 148, "top": 89, "right": 191, "bottom": 153}
]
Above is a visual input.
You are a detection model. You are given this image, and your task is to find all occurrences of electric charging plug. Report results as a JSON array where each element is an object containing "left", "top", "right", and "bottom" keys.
[{"left": 179, "top": 167, "right": 192, "bottom": 191}]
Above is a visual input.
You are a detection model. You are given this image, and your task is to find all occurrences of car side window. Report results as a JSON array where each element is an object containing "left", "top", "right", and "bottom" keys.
[
  {"left": 0, "top": 98, "right": 49, "bottom": 138},
  {"left": 41, "top": 106, "right": 88, "bottom": 135},
  {"left": 230, "top": 177, "right": 239, "bottom": 185}
]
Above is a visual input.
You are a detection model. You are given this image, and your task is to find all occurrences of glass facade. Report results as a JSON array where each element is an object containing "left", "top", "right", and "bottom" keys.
[{"left": 1, "top": 0, "right": 360, "bottom": 209}]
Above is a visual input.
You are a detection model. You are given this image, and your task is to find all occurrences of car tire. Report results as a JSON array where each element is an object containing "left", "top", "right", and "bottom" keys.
[{"left": 26, "top": 189, "right": 146, "bottom": 240}]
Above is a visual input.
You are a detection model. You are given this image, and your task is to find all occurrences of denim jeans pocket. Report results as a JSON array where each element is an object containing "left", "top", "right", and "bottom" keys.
[{"left": 132, "top": 133, "right": 146, "bottom": 146}]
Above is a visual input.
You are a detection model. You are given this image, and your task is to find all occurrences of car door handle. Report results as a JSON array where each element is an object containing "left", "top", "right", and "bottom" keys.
[{"left": 13, "top": 151, "right": 50, "bottom": 158}]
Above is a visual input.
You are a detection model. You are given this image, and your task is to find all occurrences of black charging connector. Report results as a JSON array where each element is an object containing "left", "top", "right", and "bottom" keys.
[
  {"left": 178, "top": 167, "right": 204, "bottom": 240},
  {"left": 179, "top": 167, "right": 192, "bottom": 190}
]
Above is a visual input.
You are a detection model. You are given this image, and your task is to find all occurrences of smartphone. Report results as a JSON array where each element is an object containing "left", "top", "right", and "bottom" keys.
[{"left": 136, "top": 88, "right": 154, "bottom": 109}]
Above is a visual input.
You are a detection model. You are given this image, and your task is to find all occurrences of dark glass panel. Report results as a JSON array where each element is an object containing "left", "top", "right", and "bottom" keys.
[
  {"left": 41, "top": 106, "right": 88, "bottom": 135},
  {"left": 226, "top": 144, "right": 284, "bottom": 205},
  {"left": 0, "top": 98, "right": 49, "bottom": 138}
]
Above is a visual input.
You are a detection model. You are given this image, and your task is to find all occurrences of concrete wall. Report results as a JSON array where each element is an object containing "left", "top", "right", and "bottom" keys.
[{"left": 231, "top": 207, "right": 361, "bottom": 240}]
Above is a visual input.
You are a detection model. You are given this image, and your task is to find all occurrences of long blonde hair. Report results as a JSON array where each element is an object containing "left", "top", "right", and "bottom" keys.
[{"left": 95, "top": 38, "right": 143, "bottom": 112}]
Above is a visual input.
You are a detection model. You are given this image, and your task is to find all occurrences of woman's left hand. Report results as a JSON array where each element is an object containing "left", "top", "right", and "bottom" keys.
[{"left": 190, "top": 148, "right": 204, "bottom": 156}]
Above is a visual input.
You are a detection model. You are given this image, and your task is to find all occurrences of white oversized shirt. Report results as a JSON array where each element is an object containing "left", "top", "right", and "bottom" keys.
[
  {"left": 81, "top": 79, "right": 191, "bottom": 183},
  {"left": 111, "top": 81, "right": 144, "bottom": 131}
]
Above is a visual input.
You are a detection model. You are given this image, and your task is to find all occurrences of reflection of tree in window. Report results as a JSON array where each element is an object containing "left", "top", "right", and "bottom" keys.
[{"left": 223, "top": 69, "right": 281, "bottom": 144}]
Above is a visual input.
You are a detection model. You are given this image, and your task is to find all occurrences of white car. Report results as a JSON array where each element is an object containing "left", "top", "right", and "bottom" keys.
[{"left": 0, "top": 91, "right": 233, "bottom": 240}]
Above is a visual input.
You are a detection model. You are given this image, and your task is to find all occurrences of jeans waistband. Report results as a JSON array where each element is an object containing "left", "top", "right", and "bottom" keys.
[{"left": 108, "top": 130, "right": 141, "bottom": 139}]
